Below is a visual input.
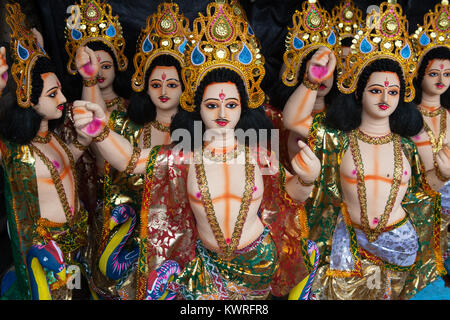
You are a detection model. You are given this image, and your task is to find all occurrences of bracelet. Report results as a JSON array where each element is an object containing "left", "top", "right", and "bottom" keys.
[
  {"left": 83, "top": 78, "right": 98, "bottom": 87},
  {"left": 125, "top": 147, "right": 141, "bottom": 175},
  {"left": 92, "top": 125, "right": 110, "bottom": 143},
  {"left": 297, "top": 175, "right": 314, "bottom": 187},
  {"left": 302, "top": 76, "right": 320, "bottom": 91},
  {"left": 72, "top": 138, "right": 89, "bottom": 151}
]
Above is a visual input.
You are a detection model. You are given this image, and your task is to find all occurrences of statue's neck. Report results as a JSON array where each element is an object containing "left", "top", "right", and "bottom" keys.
[
  {"left": 359, "top": 112, "right": 391, "bottom": 136},
  {"left": 101, "top": 85, "right": 118, "bottom": 102},
  {"left": 420, "top": 90, "right": 441, "bottom": 109},
  {"left": 155, "top": 106, "right": 178, "bottom": 125},
  {"left": 204, "top": 129, "right": 236, "bottom": 150}
]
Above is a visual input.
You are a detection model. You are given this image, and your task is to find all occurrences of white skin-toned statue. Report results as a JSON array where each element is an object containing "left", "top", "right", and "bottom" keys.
[
  {"left": 0, "top": 47, "right": 8, "bottom": 95},
  {"left": 71, "top": 80, "right": 321, "bottom": 252},
  {"left": 412, "top": 53, "right": 450, "bottom": 191}
]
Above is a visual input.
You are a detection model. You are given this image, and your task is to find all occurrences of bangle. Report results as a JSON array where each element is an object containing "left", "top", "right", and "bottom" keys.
[
  {"left": 73, "top": 138, "right": 89, "bottom": 151},
  {"left": 125, "top": 147, "right": 141, "bottom": 175},
  {"left": 92, "top": 125, "right": 110, "bottom": 143},
  {"left": 302, "top": 76, "right": 320, "bottom": 91},
  {"left": 83, "top": 78, "right": 98, "bottom": 87},
  {"left": 297, "top": 175, "right": 314, "bottom": 187}
]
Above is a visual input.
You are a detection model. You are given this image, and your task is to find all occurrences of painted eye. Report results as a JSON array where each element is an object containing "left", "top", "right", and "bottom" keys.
[
  {"left": 167, "top": 83, "right": 179, "bottom": 88},
  {"left": 226, "top": 102, "right": 238, "bottom": 109},
  {"left": 205, "top": 103, "right": 217, "bottom": 109},
  {"left": 388, "top": 90, "right": 398, "bottom": 96},
  {"left": 443, "top": 73, "right": 450, "bottom": 77},
  {"left": 102, "top": 64, "right": 112, "bottom": 70},
  {"left": 429, "top": 72, "right": 438, "bottom": 77},
  {"left": 151, "top": 83, "right": 161, "bottom": 89},
  {"left": 369, "top": 89, "right": 382, "bottom": 94},
  {"left": 48, "top": 91, "right": 57, "bottom": 98}
]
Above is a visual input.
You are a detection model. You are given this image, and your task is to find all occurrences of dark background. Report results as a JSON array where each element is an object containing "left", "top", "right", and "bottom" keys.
[{"left": 0, "top": 0, "right": 444, "bottom": 286}]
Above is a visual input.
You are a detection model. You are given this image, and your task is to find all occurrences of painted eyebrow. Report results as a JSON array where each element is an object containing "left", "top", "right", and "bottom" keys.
[
  {"left": 150, "top": 78, "right": 180, "bottom": 82},
  {"left": 428, "top": 68, "right": 450, "bottom": 72},
  {"left": 46, "top": 86, "right": 59, "bottom": 94},
  {"left": 367, "top": 84, "right": 400, "bottom": 89},
  {"left": 203, "top": 97, "right": 239, "bottom": 102},
  {"left": 100, "top": 60, "right": 113, "bottom": 64}
]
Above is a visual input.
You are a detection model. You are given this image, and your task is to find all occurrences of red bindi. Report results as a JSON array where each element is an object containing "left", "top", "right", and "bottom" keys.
[
  {"left": 219, "top": 89, "right": 226, "bottom": 102},
  {"left": 384, "top": 80, "right": 389, "bottom": 87},
  {"left": 440, "top": 64, "right": 444, "bottom": 70},
  {"left": 161, "top": 72, "right": 166, "bottom": 81}
]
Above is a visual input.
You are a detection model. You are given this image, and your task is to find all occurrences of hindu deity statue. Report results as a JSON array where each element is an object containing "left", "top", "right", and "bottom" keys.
[
  {"left": 0, "top": 3, "right": 94, "bottom": 300},
  {"left": 72, "top": 0, "right": 322, "bottom": 300},
  {"left": 283, "top": 0, "right": 446, "bottom": 299},
  {"left": 410, "top": 0, "right": 450, "bottom": 276}
]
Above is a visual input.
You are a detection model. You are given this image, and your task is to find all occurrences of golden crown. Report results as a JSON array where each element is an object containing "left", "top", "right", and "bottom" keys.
[
  {"left": 180, "top": 0, "right": 265, "bottom": 112},
  {"left": 132, "top": 2, "right": 190, "bottom": 92},
  {"left": 411, "top": 0, "right": 450, "bottom": 68},
  {"left": 6, "top": 3, "right": 51, "bottom": 108},
  {"left": 337, "top": 0, "right": 416, "bottom": 102},
  {"left": 282, "top": 0, "right": 341, "bottom": 87},
  {"left": 331, "top": 0, "right": 364, "bottom": 40},
  {"left": 64, "top": 0, "right": 127, "bottom": 75}
]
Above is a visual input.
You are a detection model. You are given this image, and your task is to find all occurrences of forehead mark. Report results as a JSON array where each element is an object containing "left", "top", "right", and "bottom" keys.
[
  {"left": 440, "top": 64, "right": 444, "bottom": 70},
  {"left": 219, "top": 89, "right": 226, "bottom": 102},
  {"left": 161, "top": 72, "right": 166, "bottom": 81}
]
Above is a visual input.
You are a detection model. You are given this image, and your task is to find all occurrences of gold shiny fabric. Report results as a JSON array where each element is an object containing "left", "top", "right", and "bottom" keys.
[
  {"left": 312, "top": 257, "right": 408, "bottom": 300},
  {"left": 306, "top": 113, "right": 446, "bottom": 300},
  {"left": 134, "top": 145, "right": 309, "bottom": 299},
  {"left": 0, "top": 138, "right": 91, "bottom": 299}
]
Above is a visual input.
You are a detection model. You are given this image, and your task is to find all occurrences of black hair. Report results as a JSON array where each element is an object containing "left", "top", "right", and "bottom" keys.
[
  {"left": 85, "top": 41, "right": 132, "bottom": 100},
  {"left": 0, "top": 56, "right": 67, "bottom": 145},
  {"left": 170, "top": 67, "right": 274, "bottom": 151},
  {"left": 413, "top": 46, "right": 450, "bottom": 109},
  {"left": 341, "top": 37, "right": 354, "bottom": 48},
  {"left": 268, "top": 48, "right": 339, "bottom": 110},
  {"left": 127, "top": 54, "right": 183, "bottom": 125},
  {"left": 325, "top": 58, "right": 423, "bottom": 137}
]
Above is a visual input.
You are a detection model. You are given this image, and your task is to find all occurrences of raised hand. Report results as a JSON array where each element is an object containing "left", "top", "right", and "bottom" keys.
[
  {"left": 75, "top": 46, "right": 100, "bottom": 80},
  {"left": 72, "top": 100, "right": 107, "bottom": 139},
  {"left": 306, "top": 46, "right": 336, "bottom": 84},
  {"left": 291, "top": 140, "right": 321, "bottom": 186},
  {"left": 436, "top": 141, "right": 450, "bottom": 180},
  {"left": 0, "top": 46, "right": 9, "bottom": 93}
]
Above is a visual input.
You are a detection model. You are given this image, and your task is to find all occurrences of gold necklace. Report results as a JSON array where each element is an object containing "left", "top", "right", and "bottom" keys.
[
  {"left": 349, "top": 130, "right": 403, "bottom": 242},
  {"left": 202, "top": 142, "right": 244, "bottom": 162},
  {"left": 150, "top": 119, "right": 170, "bottom": 132},
  {"left": 194, "top": 146, "right": 254, "bottom": 259},
  {"left": 30, "top": 133, "right": 79, "bottom": 225},
  {"left": 418, "top": 105, "right": 443, "bottom": 118},
  {"left": 105, "top": 96, "right": 123, "bottom": 110},
  {"left": 32, "top": 132, "right": 52, "bottom": 144},
  {"left": 354, "top": 128, "right": 394, "bottom": 145}
]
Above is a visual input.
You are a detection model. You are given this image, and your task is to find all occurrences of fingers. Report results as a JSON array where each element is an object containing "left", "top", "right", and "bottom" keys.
[
  {"left": 31, "top": 28, "right": 44, "bottom": 49},
  {"left": 297, "top": 140, "right": 316, "bottom": 160},
  {"left": 74, "top": 117, "right": 94, "bottom": 129}
]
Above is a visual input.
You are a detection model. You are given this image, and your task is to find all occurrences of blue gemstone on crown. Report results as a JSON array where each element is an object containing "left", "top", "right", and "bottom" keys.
[
  {"left": 191, "top": 44, "right": 205, "bottom": 66},
  {"left": 293, "top": 35, "right": 304, "bottom": 50},
  {"left": 106, "top": 24, "right": 116, "bottom": 37},
  {"left": 360, "top": 37, "right": 373, "bottom": 54},
  {"left": 142, "top": 35, "right": 153, "bottom": 53},
  {"left": 400, "top": 43, "right": 411, "bottom": 59},
  {"left": 238, "top": 43, "right": 252, "bottom": 65},
  {"left": 71, "top": 28, "right": 82, "bottom": 41},
  {"left": 419, "top": 33, "right": 430, "bottom": 46},
  {"left": 328, "top": 30, "right": 336, "bottom": 46},
  {"left": 178, "top": 37, "right": 187, "bottom": 54},
  {"left": 17, "top": 42, "right": 29, "bottom": 60}
]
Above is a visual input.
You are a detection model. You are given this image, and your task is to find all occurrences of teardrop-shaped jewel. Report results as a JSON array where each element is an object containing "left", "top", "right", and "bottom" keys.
[
  {"left": 191, "top": 43, "right": 205, "bottom": 66},
  {"left": 306, "top": 6, "right": 322, "bottom": 30},
  {"left": 106, "top": 24, "right": 116, "bottom": 37},
  {"left": 142, "top": 35, "right": 153, "bottom": 53},
  {"left": 71, "top": 28, "right": 82, "bottom": 40},
  {"left": 327, "top": 30, "right": 336, "bottom": 46},
  {"left": 210, "top": 8, "right": 234, "bottom": 42},
  {"left": 84, "top": 1, "right": 101, "bottom": 23},
  {"left": 17, "top": 42, "right": 29, "bottom": 60},
  {"left": 381, "top": 12, "right": 398, "bottom": 35},
  {"left": 400, "top": 43, "right": 411, "bottom": 59},
  {"left": 419, "top": 33, "right": 430, "bottom": 46},
  {"left": 293, "top": 35, "right": 304, "bottom": 49},
  {"left": 360, "top": 37, "right": 373, "bottom": 54},
  {"left": 238, "top": 43, "right": 252, "bottom": 65},
  {"left": 159, "top": 10, "right": 177, "bottom": 34},
  {"left": 178, "top": 37, "right": 187, "bottom": 54},
  {"left": 436, "top": 10, "right": 449, "bottom": 31}
]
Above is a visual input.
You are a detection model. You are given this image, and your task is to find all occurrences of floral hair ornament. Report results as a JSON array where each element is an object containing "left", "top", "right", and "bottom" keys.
[
  {"left": 282, "top": 0, "right": 342, "bottom": 87},
  {"left": 338, "top": 0, "right": 416, "bottom": 102},
  {"left": 411, "top": 0, "right": 450, "bottom": 70},
  {"left": 132, "top": 2, "right": 190, "bottom": 93},
  {"left": 6, "top": 3, "right": 51, "bottom": 108},
  {"left": 331, "top": 0, "right": 364, "bottom": 41},
  {"left": 64, "top": 0, "right": 128, "bottom": 75},
  {"left": 180, "top": 0, "right": 265, "bottom": 112}
]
